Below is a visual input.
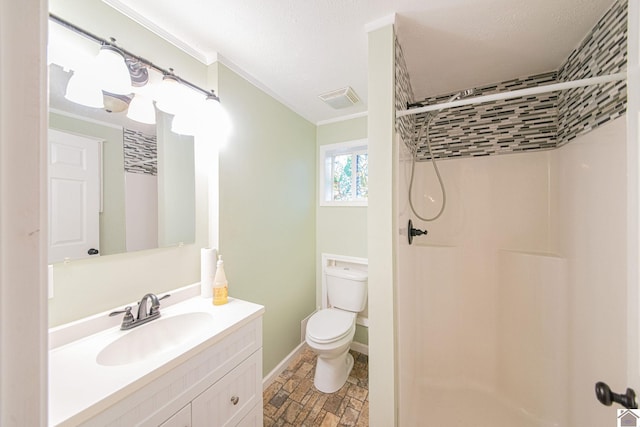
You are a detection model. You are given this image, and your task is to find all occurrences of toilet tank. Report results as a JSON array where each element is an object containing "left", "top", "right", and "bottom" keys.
[{"left": 325, "top": 266, "right": 368, "bottom": 312}]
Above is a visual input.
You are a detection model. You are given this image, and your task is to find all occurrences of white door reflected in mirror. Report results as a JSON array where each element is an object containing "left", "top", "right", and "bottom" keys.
[{"left": 48, "top": 128, "right": 101, "bottom": 263}]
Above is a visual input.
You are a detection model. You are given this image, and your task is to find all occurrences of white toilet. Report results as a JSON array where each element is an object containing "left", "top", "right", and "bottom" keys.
[{"left": 305, "top": 266, "right": 367, "bottom": 393}]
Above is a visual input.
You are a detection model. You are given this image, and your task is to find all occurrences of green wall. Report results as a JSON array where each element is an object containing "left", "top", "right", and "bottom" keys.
[
  {"left": 316, "top": 117, "right": 369, "bottom": 345},
  {"left": 216, "top": 64, "right": 317, "bottom": 374}
]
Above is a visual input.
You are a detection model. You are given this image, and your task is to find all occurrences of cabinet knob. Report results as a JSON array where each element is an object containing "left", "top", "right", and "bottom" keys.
[{"left": 230, "top": 395, "right": 239, "bottom": 405}]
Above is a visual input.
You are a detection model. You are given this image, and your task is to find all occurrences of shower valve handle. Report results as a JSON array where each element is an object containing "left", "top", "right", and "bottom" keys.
[
  {"left": 408, "top": 219, "right": 428, "bottom": 245},
  {"left": 595, "top": 381, "right": 638, "bottom": 409}
]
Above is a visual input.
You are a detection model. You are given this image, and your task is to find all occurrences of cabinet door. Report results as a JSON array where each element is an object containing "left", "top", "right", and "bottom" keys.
[
  {"left": 237, "top": 404, "right": 263, "bottom": 427},
  {"left": 159, "top": 404, "right": 191, "bottom": 427},
  {"left": 192, "top": 350, "right": 262, "bottom": 427}
]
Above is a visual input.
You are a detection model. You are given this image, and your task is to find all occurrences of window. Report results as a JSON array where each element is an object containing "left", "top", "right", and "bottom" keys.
[{"left": 320, "top": 139, "right": 368, "bottom": 206}]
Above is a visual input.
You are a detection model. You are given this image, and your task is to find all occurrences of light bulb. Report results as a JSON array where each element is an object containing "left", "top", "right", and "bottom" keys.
[
  {"left": 127, "top": 93, "right": 156, "bottom": 125},
  {"left": 155, "top": 74, "right": 198, "bottom": 115},
  {"left": 199, "top": 96, "right": 232, "bottom": 142},
  {"left": 95, "top": 45, "right": 131, "bottom": 95}
]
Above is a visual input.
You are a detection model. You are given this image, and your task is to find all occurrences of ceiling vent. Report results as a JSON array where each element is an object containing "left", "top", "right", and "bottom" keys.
[{"left": 318, "top": 86, "right": 360, "bottom": 109}]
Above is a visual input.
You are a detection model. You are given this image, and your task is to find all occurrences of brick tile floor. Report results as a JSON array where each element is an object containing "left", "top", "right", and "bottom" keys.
[{"left": 263, "top": 345, "right": 369, "bottom": 427}]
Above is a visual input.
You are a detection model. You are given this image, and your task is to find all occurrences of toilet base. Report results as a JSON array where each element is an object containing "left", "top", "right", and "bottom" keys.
[{"left": 313, "top": 351, "right": 354, "bottom": 393}]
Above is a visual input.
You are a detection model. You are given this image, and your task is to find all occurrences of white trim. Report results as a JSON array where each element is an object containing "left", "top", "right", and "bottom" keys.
[
  {"left": 316, "top": 111, "right": 368, "bottom": 126},
  {"left": 321, "top": 200, "right": 368, "bottom": 207},
  {"left": 101, "top": 0, "right": 213, "bottom": 64},
  {"left": 350, "top": 341, "right": 369, "bottom": 356},
  {"left": 397, "top": 72, "right": 628, "bottom": 118},
  {"left": 262, "top": 341, "right": 306, "bottom": 390},
  {"left": 49, "top": 108, "right": 123, "bottom": 130},
  {"left": 364, "top": 14, "right": 396, "bottom": 33},
  {"left": 356, "top": 316, "right": 369, "bottom": 327}
]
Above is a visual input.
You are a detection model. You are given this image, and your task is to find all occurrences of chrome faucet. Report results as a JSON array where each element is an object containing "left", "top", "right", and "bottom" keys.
[
  {"left": 109, "top": 293, "right": 170, "bottom": 330},
  {"left": 137, "top": 293, "right": 160, "bottom": 321}
]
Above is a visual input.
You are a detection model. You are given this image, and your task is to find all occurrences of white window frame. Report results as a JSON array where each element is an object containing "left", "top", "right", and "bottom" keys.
[{"left": 319, "top": 139, "right": 368, "bottom": 207}]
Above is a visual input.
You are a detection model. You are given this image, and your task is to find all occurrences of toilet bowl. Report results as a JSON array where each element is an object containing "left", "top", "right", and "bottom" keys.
[
  {"left": 305, "top": 308, "right": 357, "bottom": 393},
  {"left": 305, "top": 266, "right": 367, "bottom": 393}
]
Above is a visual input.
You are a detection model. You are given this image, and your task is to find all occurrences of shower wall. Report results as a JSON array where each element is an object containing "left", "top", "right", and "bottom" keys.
[
  {"left": 397, "top": 116, "right": 627, "bottom": 427},
  {"left": 395, "top": 1, "right": 628, "bottom": 426}
]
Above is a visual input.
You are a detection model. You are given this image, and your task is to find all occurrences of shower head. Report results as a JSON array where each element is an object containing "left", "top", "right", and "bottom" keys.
[
  {"left": 406, "top": 89, "right": 475, "bottom": 110},
  {"left": 447, "top": 88, "right": 475, "bottom": 103}
]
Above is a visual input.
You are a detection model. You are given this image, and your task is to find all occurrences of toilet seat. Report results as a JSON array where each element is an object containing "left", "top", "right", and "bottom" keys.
[{"left": 307, "top": 308, "right": 355, "bottom": 344}]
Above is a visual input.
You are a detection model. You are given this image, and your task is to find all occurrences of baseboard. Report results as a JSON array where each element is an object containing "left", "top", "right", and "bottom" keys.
[
  {"left": 350, "top": 341, "right": 368, "bottom": 355},
  {"left": 262, "top": 341, "right": 306, "bottom": 390}
]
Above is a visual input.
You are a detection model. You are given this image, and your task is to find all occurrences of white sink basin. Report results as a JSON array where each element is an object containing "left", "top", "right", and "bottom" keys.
[{"left": 96, "top": 312, "right": 214, "bottom": 366}]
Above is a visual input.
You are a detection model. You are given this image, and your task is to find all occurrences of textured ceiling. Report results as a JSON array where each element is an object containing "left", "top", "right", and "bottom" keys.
[{"left": 103, "top": 0, "right": 617, "bottom": 124}]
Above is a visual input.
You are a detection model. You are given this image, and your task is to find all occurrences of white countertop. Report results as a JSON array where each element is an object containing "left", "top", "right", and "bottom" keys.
[{"left": 49, "top": 287, "right": 264, "bottom": 426}]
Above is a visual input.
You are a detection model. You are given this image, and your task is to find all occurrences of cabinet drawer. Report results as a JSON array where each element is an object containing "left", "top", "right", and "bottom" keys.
[
  {"left": 159, "top": 404, "right": 191, "bottom": 427},
  {"left": 192, "top": 350, "right": 262, "bottom": 427}
]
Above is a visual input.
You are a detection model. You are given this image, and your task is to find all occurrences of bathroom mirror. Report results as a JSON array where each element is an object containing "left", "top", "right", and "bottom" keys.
[{"left": 47, "top": 59, "right": 196, "bottom": 263}]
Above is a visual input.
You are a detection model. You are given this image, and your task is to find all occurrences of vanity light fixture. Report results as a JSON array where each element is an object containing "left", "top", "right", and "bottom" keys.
[
  {"left": 155, "top": 72, "right": 199, "bottom": 116},
  {"left": 199, "top": 94, "right": 232, "bottom": 141},
  {"left": 49, "top": 13, "right": 226, "bottom": 134},
  {"left": 95, "top": 43, "right": 132, "bottom": 95}
]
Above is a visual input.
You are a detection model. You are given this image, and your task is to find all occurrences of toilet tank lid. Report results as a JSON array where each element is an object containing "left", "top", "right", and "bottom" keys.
[{"left": 325, "top": 266, "right": 367, "bottom": 281}]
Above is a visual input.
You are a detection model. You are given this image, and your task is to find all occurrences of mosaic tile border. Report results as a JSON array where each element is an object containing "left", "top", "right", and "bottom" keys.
[
  {"left": 123, "top": 128, "right": 157, "bottom": 175},
  {"left": 394, "top": 37, "right": 415, "bottom": 147},
  {"left": 557, "top": 0, "right": 627, "bottom": 146},
  {"left": 412, "top": 72, "right": 558, "bottom": 160},
  {"left": 402, "top": 0, "right": 627, "bottom": 161}
]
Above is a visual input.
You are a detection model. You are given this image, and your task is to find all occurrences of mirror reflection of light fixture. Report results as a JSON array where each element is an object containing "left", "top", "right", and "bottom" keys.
[
  {"left": 95, "top": 44, "right": 132, "bottom": 95},
  {"left": 64, "top": 70, "right": 104, "bottom": 108},
  {"left": 127, "top": 93, "right": 156, "bottom": 124}
]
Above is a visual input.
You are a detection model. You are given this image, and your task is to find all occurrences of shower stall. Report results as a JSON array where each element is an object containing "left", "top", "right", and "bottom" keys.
[{"left": 394, "top": 1, "right": 633, "bottom": 426}]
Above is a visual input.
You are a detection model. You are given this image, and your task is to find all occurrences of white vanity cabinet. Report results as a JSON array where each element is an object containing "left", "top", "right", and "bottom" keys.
[
  {"left": 82, "top": 318, "right": 263, "bottom": 427},
  {"left": 49, "top": 294, "right": 264, "bottom": 427},
  {"left": 157, "top": 349, "right": 262, "bottom": 427}
]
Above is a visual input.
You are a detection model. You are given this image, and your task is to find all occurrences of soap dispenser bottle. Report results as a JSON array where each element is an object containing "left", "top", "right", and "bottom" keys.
[{"left": 213, "top": 255, "right": 228, "bottom": 305}]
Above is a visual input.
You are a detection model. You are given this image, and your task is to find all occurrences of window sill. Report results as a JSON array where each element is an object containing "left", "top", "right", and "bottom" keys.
[{"left": 319, "top": 200, "right": 368, "bottom": 207}]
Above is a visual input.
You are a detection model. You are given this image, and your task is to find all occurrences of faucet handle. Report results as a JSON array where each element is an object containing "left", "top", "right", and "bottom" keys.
[
  {"left": 109, "top": 306, "right": 134, "bottom": 328},
  {"left": 150, "top": 294, "right": 171, "bottom": 315}
]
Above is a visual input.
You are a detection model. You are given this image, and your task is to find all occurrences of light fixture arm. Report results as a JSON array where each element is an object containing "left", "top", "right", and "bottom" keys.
[{"left": 48, "top": 13, "right": 220, "bottom": 102}]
